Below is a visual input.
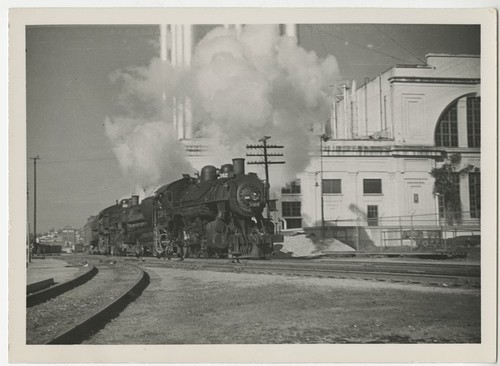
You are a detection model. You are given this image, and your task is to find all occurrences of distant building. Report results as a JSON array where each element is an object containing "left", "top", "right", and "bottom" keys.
[{"left": 61, "top": 225, "right": 76, "bottom": 244}]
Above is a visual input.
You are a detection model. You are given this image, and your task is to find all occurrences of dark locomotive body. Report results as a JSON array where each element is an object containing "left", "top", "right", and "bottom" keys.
[
  {"left": 83, "top": 215, "right": 99, "bottom": 251},
  {"left": 90, "top": 196, "right": 153, "bottom": 256},
  {"left": 153, "top": 158, "right": 274, "bottom": 259},
  {"left": 87, "top": 158, "right": 275, "bottom": 259}
]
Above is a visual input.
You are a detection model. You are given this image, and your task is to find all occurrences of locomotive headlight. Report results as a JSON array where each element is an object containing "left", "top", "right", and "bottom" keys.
[
  {"left": 237, "top": 183, "right": 263, "bottom": 211},
  {"left": 244, "top": 192, "right": 260, "bottom": 200}
]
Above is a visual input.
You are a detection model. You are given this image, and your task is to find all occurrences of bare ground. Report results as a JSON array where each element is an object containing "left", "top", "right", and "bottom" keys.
[{"left": 86, "top": 266, "right": 480, "bottom": 344}]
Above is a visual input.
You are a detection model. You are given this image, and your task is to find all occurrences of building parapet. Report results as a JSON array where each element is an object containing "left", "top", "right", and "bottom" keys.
[
  {"left": 388, "top": 77, "right": 480, "bottom": 85},
  {"left": 320, "top": 145, "right": 444, "bottom": 158}
]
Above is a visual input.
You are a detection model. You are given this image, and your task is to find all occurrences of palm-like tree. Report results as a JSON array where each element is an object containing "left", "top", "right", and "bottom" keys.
[{"left": 431, "top": 153, "right": 476, "bottom": 225}]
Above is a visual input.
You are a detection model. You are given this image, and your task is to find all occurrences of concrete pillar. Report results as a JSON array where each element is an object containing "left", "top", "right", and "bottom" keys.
[
  {"left": 159, "top": 24, "right": 168, "bottom": 123},
  {"left": 175, "top": 24, "right": 184, "bottom": 66},
  {"left": 183, "top": 25, "right": 192, "bottom": 66},
  {"left": 460, "top": 173, "right": 470, "bottom": 220},
  {"left": 285, "top": 24, "right": 299, "bottom": 42},
  {"left": 171, "top": 25, "right": 178, "bottom": 133},
  {"left": 159, "top": 25, "right": 168, "bottom": 62},
  {"left": 171, "top": 25, "right": 177, "bottom": 66},
  {"left": 457, "top": 97, "right": 468, "bottom": 148},
  {"left": 183, "top": 25, "right": 193, "bottom": 139},
  {"left": 235, "top": 24, "right": 243, "bottom": 37}
]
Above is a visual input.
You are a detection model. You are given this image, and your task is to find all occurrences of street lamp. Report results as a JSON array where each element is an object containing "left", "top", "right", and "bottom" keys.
[
  {"left": 30, "top": 155, "right": 40, "bottom": 257},
  {"left": 435, "top": 192, "right": 446, "bottom": 249},
  {"left": 320, "top": 133, "right": 330, "bottom": 239}
]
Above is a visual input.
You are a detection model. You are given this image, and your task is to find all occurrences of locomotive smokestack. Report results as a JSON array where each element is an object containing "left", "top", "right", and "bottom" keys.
[
  {"left": 131, "top": 195, "right": 139, "bottom": 206},
  {"left": 233, "top": 158, "right": 245, "bottom": 175}
]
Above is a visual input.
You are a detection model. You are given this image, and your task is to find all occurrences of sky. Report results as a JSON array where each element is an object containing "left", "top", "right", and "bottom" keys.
[{"left": 25, "top": 23, "right": 480, "bottom": 233}]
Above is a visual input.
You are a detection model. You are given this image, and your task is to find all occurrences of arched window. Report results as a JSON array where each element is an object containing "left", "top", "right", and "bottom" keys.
[
  {"left": 467, "top": 97, "right": 480, "bottom": 148},
  {"left": 436, "top": 96, "right": 480, "bottom": 148},
  {"left": 435, "top": 102, "right": 458, "bottom": 147}
]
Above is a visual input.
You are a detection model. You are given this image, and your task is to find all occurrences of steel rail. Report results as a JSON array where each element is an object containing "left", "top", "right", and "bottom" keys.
[
  {"left": 27, "top": 265, "right": 98, "bottom": 307},
  {"left": 142, "top": 260, "right": 480, "bottom": 288},
  {"left": 46, "top": 264, "right": 150, "bottom": 345}
]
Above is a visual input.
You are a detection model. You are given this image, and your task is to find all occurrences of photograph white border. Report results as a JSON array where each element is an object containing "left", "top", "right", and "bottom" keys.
[{"left": 8, "top": 6, "right": 498, "bottom": 364}]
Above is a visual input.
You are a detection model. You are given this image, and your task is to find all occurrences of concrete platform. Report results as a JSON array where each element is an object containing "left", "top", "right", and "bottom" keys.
[{"left": 27, "top": 256, "right": 81, "bottom": 286}]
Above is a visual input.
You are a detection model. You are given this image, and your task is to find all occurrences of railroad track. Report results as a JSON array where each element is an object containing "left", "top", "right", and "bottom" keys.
[
  {"left": 138, "top": 257, "right": 480, "bottom": 288},
  {"left": 26, "top": 261, "right": 149, "bottom": 344}
]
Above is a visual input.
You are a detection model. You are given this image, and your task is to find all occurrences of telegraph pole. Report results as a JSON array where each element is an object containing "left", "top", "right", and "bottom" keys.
[
  {"left": 30, "top": 155, "right": 40, "bottom": 255},
  {"left": 246, "top": 136, "right": 285, "bottom": 218},
  {"left": 320, "top": 134, "right": 330, "bottom": 239}
]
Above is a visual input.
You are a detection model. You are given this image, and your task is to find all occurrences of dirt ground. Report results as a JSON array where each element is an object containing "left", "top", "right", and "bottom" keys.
[
  {"left": 27, "top": 257, "right": 83, "bottom": 285},
  {"left": 87, "top": 266, "right": 480, "bottom": 344}
]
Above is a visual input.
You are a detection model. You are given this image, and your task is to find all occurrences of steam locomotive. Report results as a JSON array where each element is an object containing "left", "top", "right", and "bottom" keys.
[{"left": 83, "top": 158, "right": 277, "bottom": 259}]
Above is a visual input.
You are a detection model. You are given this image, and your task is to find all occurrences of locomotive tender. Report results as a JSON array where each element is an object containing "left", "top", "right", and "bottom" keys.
[{"left": 84, "top": 158, "right": 276, "bottom": 259}]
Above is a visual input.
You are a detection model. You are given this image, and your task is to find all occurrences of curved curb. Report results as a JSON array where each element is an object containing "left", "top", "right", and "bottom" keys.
[
  {"left": 27, "top": 278, "right": 55, "bottom": 295},
  {"left": 47, "top": 264, "right": 150, "bottom": 344},
  {"left": 27, "top": 266, "right": 98, "bottom": 307}
]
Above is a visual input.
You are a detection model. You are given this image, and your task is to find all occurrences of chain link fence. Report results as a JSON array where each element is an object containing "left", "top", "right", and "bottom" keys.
[{"left": 314, "top": 211, "right": 481, "bottom": 252}]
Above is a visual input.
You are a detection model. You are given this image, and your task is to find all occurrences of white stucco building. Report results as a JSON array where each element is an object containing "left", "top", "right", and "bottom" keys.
[{"left": 277, "top": 54, "right": 480, "bottom": 248}]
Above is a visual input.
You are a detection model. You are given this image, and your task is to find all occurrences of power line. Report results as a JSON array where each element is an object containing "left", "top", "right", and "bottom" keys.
[
  {"left": 374, "top": 25, "right": 427, "bottom": 64},
  {"left": 304, "top": 24, "right": 414, "bottom": 64},
  {"left": 38, "top": 156, "right": 117, "bottom": 164}
]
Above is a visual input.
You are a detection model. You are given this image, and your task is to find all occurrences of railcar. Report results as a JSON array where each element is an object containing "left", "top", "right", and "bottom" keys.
[{"left": 83, "top": 215, "right": 99, "bottom": 253}]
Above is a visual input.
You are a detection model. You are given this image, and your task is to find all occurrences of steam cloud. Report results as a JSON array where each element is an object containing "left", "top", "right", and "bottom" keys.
[{"left": 105, "top": 24, "right": 340, "bottom": 195}]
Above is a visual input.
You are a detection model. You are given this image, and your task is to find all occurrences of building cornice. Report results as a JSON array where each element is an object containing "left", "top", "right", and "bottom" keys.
[
  {"left": 322, "top": 145, "right": 446, "bottom": 158},
  {"left": 388, "top": 77, "right": 480, "bottom": 85}
]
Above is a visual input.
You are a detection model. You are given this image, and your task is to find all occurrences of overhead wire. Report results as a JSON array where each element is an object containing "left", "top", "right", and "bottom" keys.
[
  {"left": 304, "top": 24, "right": 415, "bottom": 64},
  {"left": 373, "top": 25, "right": 427, "bottom": 65},
  {"left": 34, "top": 156, "right": 117, "bottom": 165}
]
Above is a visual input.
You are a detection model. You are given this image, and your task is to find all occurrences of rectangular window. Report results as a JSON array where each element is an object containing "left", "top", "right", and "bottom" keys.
[
  {"left": 281, "top": 180, "right": 301, "bottom": 194},
  {"left": 367, "top": 205, "right": 378, "bottom": 226},
  {"left": 363, "top": 179, "right": 382, "bottom": 194},
  {"left": 322, "top": 179, "right": 341, "bottom": 194},
  {"left": 469, "top": 172, "right": 481, "bottom": 219},
  {"left": 282, "top": 201, "right": 301, "bottom": 217},
  {"left": 467, "top": 97, "right": 481, "bottom": 148},
  {"left": 282, "top": 201, "right": 302, "bottom": 229},
  {"left": 284, "top": 218, "right": 302, "bottom": 229}
]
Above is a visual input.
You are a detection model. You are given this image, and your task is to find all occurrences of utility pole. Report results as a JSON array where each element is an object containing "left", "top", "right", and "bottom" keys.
[
  {"left": 246, "top": 136, "right": 285, "bottom": 219},
  {"left": 30, "top": 155, "right": 40, "bottom": 256},
  {"left": 320, "top": 134, "right": 330, "bottom": 239}
]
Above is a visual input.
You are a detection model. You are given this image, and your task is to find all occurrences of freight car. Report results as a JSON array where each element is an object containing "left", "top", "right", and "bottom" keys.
[{"left": 86, "top": 158, "right": 276, "bottom": 260}]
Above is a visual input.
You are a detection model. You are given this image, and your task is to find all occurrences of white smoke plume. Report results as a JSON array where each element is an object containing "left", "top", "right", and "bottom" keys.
[
  {"left": 105, "top": 58, "right": 193, "bottom": 195},
  {"left": 105, "top": 24, "right": 340, "bottom": 195},
  {"left": 190, "top": 25, "right": 340, "bottom": 188},
  {"left": 104, "top": 117, "right": 192, "bottom": 193}
]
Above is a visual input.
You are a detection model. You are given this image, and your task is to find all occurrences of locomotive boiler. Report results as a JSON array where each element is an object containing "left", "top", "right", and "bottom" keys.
[{"left": 152, "top": 158, "right": 275, "bottom": 259}]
